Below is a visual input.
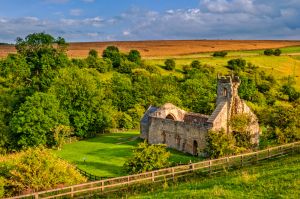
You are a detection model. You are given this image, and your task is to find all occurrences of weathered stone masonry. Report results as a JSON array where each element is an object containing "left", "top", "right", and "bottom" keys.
[{"left": 140, "top": 75, "right": 260, "bottom": 155}]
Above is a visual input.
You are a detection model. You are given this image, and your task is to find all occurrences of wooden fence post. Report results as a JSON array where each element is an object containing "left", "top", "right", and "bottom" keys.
[
  {"left": 172, "top": 168, "right": 175, "bottom": 181},
  {"left": 227, "top": 157, "right": 230, "bottom": 170},
  {"left": 152, "top": 171, "right": 155, "bottom": 182},
  {"left": 34, "top": 193, "right": 39, "bottom": 199},
  {"left": 268, "top": 148, "right": 270, "bottom": 158},
  {"left": 241, "top": 155, "right": 243, "bottom": 167},
  {"left": 71, "top": 186, "right": 74, "bottom": 198},
  {"left": 101, "top": 181, "right": 104, "bottom": 192},
  {"left": 209, "top": 160, "right": 212, "bottom": 174}
]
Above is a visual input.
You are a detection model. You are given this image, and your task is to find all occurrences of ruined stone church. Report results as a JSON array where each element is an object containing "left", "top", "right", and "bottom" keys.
[{"left": 140, "top": 75, "right": 260, "bottom": 156}]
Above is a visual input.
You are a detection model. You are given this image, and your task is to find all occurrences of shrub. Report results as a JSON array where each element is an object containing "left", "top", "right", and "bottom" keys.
[
  {"left": 204, "top": 129, "right": 238, "bottom": 158},
  {"left": 213, "top": 51, "right": 228, "bottom": 57},
  {"left": 0, "top": 147, "right": 86, "bottom": 197},
  {"left": 128, "top": 50, "right": 141, "bottom": 64},
  {"left": 273, "top": 49, "right": 282, "bottom": 56},
  {"left": 102, "top": 46, "right": 121, "bottom": 68},
  {"left": 164, "top": 59, "right": 175, "bottom": 70},
  {"left": 264, "top": 49, "right": 274, "bottom": 56},
  {"left": 190, "top": 60, "right": 201, "bottom": 69},
  {"left": 88, "top": 49, "right": 98, "bottom": 58},
  {"left": 229, "top": 113, "right": 253, "bottom": 148},
  {"left": 123, "top": 142, "right": 170, "bottom": 174},
  {"left": 227, "top": 58, "right": 246, "bottom": 71}
]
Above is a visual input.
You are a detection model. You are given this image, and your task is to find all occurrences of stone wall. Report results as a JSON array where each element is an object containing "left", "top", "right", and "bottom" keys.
[{"left": 148, "top": 117, "right": 208, "bottom": 155}]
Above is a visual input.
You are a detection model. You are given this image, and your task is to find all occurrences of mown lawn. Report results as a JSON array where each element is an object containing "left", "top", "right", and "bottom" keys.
[
  {"left": 56, "top": 131, "right": 202, "bottom": 177},
  {"left": 128, "top": 153, "right": 300, "bottom": 199}
]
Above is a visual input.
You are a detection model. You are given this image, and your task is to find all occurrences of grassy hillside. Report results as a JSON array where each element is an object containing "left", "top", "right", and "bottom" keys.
[
  {"left": 145, "top": 53, "right": 300, "bottom": 89},
  {"left": 56, "top": 131, "right": 202, "bottom": 177},
  {"left": 122, "top": 153, "right": 300, "bottom": 198}
]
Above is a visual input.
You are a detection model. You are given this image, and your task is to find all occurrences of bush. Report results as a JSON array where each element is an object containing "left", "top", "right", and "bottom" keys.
[
  {"left": 164, "top": 59, "right": 175, "bottom": 70},
  {"left": 123, "top": 142, "right": 170, "bottom": 174},
  {"left": 273, "top": 49, "right": 282, "bottom": 56},
  {"left": 190, "top": 60, "right": 201, "bottom": 69},
  {"left": 227, "top": 58, "right": 246, "bottom": 71},
  {"left": 102, "top": 46, "right": 121, "bottom": 68},
  {"left": 213, "top": 51, "right": 228, "bottom": 57},
  {"left": 204, "top": 129, "right": 238, "bottom": 158},
  {"left": 88, "top": 49, "right": 98, "bottom": 58},
  {"left": 0, "top": 147, "right": 86, "bottom": 197},
  {"left": 264, "top": 49, "right": 274, "bottom": 56},
  {"left": 128, "top": 50, "right": 141, "bottom": 64}
]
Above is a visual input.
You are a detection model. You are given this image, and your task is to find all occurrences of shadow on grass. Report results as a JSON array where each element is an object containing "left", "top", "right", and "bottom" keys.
[{"left": 74, "top": 160, "right": 126, "bottom": 177}]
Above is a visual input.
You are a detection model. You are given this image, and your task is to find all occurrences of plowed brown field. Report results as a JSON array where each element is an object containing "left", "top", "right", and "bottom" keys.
[{"left": 1, "top": 40, "right": 300, "bottom": 58}]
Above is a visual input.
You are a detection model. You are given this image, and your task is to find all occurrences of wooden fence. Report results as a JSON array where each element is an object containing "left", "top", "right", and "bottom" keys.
[
  {"left": 76, "top": 168, "right": 108, "bottom": 181},
  {"left": 6, "top": 141, "right": 300, "bottom": 199}
]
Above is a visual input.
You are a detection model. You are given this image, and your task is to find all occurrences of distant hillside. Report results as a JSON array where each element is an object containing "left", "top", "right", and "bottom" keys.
[{"left": 1, "top": 40, "right": 300, "bottom": 58}]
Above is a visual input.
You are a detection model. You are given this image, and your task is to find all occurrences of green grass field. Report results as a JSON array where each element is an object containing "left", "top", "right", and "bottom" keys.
[
  {"left": 126, "top": 153, "right": 300, "bottom": 198},
  {"left": 56, "top": 131, "right": 202, "bottom": 177},
  {"left": 145, "top": 54, "right": 300, "bottom": 89}
]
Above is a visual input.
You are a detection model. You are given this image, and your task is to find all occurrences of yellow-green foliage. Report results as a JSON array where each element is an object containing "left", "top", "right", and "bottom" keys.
[{"left": 0, "top": 147, "right": 86, "bottom": 197}]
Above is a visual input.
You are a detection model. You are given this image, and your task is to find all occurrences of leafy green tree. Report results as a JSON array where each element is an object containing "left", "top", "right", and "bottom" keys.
[
  {"left": 10, "top": 92, "right": 69, "bottom": 149},
  {"left": 123, "top": 142, "right": 170, "bottom": 174},
  {"left": 49, "top": 67, "right": 112, "bottom": 137},
  {"left": 164, "top": 59, "right": 175, "bottom": 70},
  {"left": 15, "top": 32, "right": 70, "bottom": 92},
  {"left": 281, "top": 84, "right": 300, "bottom": 102},
  {"left": 204, "top": 129, "right": 238, "bottom": 158},
  {"left": 213, "top": 51, "right": 227, "bottom": 57},
  {"left": 102, "top": 46, "right": 121, "bottom": 68},
  {"left": 230, "top": 114, "right": 253, "bottom": 148},
  {"left": 109, "top": 73, "right": 135, "bottom": 112},
  {"left": 88, "top": 49, "right": 98, "bottom": 58},
  {"left": 264, "top": 49, "right": 274, "bottom": 56},
  {"left": 238, "top": 77, "right": 257, "bottom": 101},
  {"left": 118, "top": 59, "right": 137, "bottom": 74},
  {"left": 227, "top": 58, "right": 246, "bottom": 71},
  {"left": 128, "top": 49, "right": 141, "bottom": 64},
  {"left": 181, "top": 74, "right": 216, "bottom": 114},
  {"left": 273, "top": 49, "right": 282, "bottom": 56},
  {"left": 190, "top": 60, "right": 201, "bottom": 69}
]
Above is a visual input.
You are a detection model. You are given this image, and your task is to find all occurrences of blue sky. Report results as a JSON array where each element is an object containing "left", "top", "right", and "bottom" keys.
[{"left": 1, "top": 0, "right": 300, "bottom": 43}]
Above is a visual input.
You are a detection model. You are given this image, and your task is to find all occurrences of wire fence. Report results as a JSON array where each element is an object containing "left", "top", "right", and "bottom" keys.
[{"left": 6, "top": 141, "right": 300, "bottom": 199}]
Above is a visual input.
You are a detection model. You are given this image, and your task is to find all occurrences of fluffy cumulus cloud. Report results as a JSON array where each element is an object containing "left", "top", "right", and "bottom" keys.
[{"left": 0, "top": 0, "right": 300, "bottom": 42}]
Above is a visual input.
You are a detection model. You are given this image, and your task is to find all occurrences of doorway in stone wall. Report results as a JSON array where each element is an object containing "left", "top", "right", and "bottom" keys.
[{"left": 193, "top": 140, "right": 198, "bottom": 156}]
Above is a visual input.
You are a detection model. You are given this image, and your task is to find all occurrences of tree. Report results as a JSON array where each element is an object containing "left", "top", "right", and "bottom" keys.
[
  {"left": 128, "top": 49, "right": 141, "bottom": 64},
  {"left": 123, "top": 142, "right": 170, "bottom": 174},
  {"left": 10, "top": 92, "right": 69, "bottom": 149},
  {"left": 273, "top": 49, "right": 282, "bottom": 56},
  {"left": 164, "top": 59, "right": 175, "bottom": 70},
  {"left": 229, "top": 113, "right": 253, "bottom": 148},
  {"left": 49, "top": 67, "right": 112, "bottom": 137},
  {"left": 102, "top": 46, "right": 121, "bottom": 68},
  {"left": 204, "top": 129, "right": 237, "bottom": 158},
  {"left": 88, "top": 49, "right": 98, "bottom": 58},
  {"left": 264, "top": 49, "right": 274, "bottom": 56},
  {"left": 238, "top": 77, "right": 257, "bottom": 101},
  {"left": 227, "top": 58, "right": 246, "bottom": 71},
  {"left": 15, "top": 33, "right": 70, "bottom": 92},
  {"left": 190, "top": 60, "right": 201, "bottom": 69},
  {"left": 213, "top": 51, "right": 227, "bottom": 57}
]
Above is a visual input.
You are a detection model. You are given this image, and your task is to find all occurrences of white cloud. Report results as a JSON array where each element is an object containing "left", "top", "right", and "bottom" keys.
[{"left": 123, "top": 31, "right": 130, "bottom": 36}]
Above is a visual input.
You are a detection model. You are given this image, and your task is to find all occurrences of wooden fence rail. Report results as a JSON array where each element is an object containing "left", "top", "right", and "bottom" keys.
[{"left": 6, "top": 141, "right": 300, "bottom": 199}]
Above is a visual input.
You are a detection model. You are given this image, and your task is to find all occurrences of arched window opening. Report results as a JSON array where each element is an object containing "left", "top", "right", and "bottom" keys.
[
  {"left": 166, "top": 114, "right": 175, "bottom": 120},
  {"left": 193, "top": 140, "right": 198, "bottom": 156},
  {"left": 223, "top": 87, "right": 227, "bottom": 97}
]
